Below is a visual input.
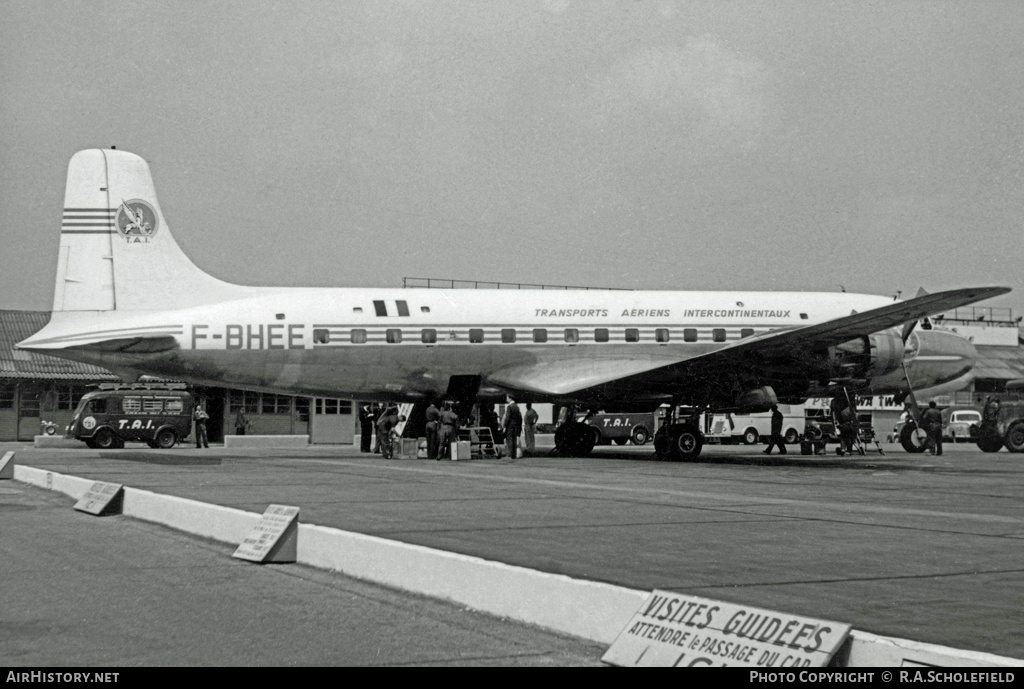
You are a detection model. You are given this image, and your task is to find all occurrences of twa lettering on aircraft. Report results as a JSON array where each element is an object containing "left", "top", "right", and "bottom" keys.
[{"left": 15, "top": 148, "right": 1011, "bottom": 461}]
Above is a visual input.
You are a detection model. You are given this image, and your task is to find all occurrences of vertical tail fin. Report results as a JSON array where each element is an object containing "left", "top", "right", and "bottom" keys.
[{"left": 54, "top": 149, "right": 245, "bottom": 312}]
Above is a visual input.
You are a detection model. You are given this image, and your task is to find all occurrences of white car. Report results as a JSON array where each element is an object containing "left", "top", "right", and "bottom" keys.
[{"left": 944, "top": 409, "right": 982, "bottom": 443}]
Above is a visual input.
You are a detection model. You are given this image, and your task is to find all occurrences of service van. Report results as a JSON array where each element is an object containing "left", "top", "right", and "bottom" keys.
[
  {"left": 67, "top": 385, "right": 193, "bottom": 449},
  {"left": 703, "top": 405, "right": 805, "bottom": 445}
]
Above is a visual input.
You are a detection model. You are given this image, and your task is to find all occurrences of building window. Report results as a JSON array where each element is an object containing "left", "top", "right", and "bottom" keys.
[
  {"left": 655, "top": 328, "right": 669, "bottom": 343},
  {"left": 469, "top": 329, "right": 484, "bottom": 343},
  {"left": 594, "top": 328, "right": 609, "bottom": 343},
  {"left": 533, "top": 328, "right": 548, "bottom": 343},
  {"left": 0, "top": 384, "right": 14, "bottom": 409},
  {"left": 564, "top": 328, "right": 579, "bottom": 344},
  {"left": 315, "top": 398, "right": 352, "bottom": 415},
  {"left": 501, "top": 329, "right": 516, "bottom": 343},
  {"left": 262, "top": 394, "right": 290, "bottom": 415},
  {"left": 713, "top": 328, "right": 726, "bottom": 342},
  {"left": 625, "top": 328, "right": 640, "bottom": 342},
  {"left": 421, "top": 329, "right": 437, "bottom": 344},
  {"left": 313, "top": 329, "right": 330, "bottom": 344},
  {"left": 683, "top": 329, "right": 698, "bottom": 342},
  {"left": 229, "top": 389, "right": 259, "bottom": 413},
  {"left": 351, "top": 329, "right": 367, "bottom": 344},
  {"left": 295, "top": 397, "right": 310, "bottom": 422},
  {"left": 386, "top": 329, "right": 402, "bottom": 343}
]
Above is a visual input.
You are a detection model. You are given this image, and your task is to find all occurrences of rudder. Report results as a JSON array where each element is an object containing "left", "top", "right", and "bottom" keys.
[{"left": 54, "top": 149, "right": 243, "bottom": 313}]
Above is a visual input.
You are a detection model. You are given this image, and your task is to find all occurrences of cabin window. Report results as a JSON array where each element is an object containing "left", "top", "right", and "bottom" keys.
[
  {"left": 740, "top": 328, "right": 754, "bottom": 338},
  {"left": 533, "top": 328, "right": 548, "bottom": 343},
  {"left": 594, "top": 328, "right": 609, "bottom": 343},
  {"left": 396, "top": 300, "right": 410, "bottom": 317},
  {"left": 501, "top": 329, "right": 516, "bottom": 343},
  {"left": 625, "top": 328, "right": 640, "bottom": 343},
  {"left": 350, "top": 329, "right": 367, "bottom": 344},
  {"left": 87, "top": 398, "right": 108, "bottom": 414},
  {"left": 564, "top": 328, "right": 579, "bottom": 344},
  {"left": 655, "top": 328, "right": 670, "bottom": 343},
  {"left": 469, "top": 329, "right": 484, "bottom": 343},
  {"left": 421, "top": 329, "right": 437, "bottom": 344},
  {"left": 683, "top": 329, "right": 698, "bottom": 342},
  {"left": 123, "top": 397, "right": 142, "bottom": 414},
  {"left": 800, "top": 313, "right": 808, "bottom": 320},
  {"left": 421, "top": 306, "right": 430, "bottom": 313},
  {"left": 142, "top": 397, "right": 164, "bottom": 414},
  {"left": 373, "top": 300, "right": 387, "bottom": 317},
  {"left": 386, "top": 329, "right": 402, "bottom": 343},
  {"left": 313, "top": 329, "right": 330, "bottom": 344},
  {"left": 353, "top": 307, "right": 363, "bottom": 313},
  {"left": 163, "top": 398, "right": 184, "bottom": 414},
  {"left": 713, "top": 328, "right": 727, "bottom": 342}
]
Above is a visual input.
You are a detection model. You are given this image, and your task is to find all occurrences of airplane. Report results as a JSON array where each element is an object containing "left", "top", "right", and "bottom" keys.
[{"left": 16, "top": 148, "right": 1011, "bottom": 460}]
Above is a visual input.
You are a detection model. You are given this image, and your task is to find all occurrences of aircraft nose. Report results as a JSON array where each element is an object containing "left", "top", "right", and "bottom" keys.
[{"left": 906, "top": 329, "right": 977, "bottom": 387}]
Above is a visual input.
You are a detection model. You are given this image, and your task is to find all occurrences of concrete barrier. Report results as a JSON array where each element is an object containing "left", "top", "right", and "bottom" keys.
[
  {"left": 33, "top": 435, "right": 83, "bottom": 449},
  {"left": 223, "top": 435, "right": 310, "bottom": 449},
  {"left": 12, "top": 465, "right": 1022, "bottom": 666}
]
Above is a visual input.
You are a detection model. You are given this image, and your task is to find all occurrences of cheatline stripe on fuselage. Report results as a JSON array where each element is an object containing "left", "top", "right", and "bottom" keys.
[{"left": 25, "top": 326, "right": 185, "bottom": 347}]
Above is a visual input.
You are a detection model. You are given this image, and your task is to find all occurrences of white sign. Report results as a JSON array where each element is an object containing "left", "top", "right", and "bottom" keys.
[
  {"left": 233, "top": 504, "right": 299, "bottom": 563},
  {"left": 73, "top": 481, "right": 124, "bottom": 516},
  {"left": 602, "top": 591, "right": 850, "bottom": 667}
]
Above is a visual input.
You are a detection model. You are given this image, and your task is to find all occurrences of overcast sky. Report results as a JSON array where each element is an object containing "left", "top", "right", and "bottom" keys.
[{"left": 2, "top": 1, "right": 1022, "bottom": 315}]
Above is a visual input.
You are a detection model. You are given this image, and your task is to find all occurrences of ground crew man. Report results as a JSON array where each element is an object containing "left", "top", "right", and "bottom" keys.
[
  {"left": 359, "top": 404, "right": 374, "bottom": 452},
  {"left": 193, "top": 403, "right": 210, "bottom": 449},
  {"left": 503, "top": 397, "right": 523, "bottom": 459},
  {"left": 524, "top": 402, "right": 539, "bottom": 452},
  {"left": 763, "top": 404, "right": 787, "bottom": 455},
  {"left": 921, "top": 400, "right": 944, "bottom": 456},
  {"left": 424, "top": 400, "right": 440, "bottom": 459},
  {"left": 377, "top": 406, "right": 399, "bottom": 459},
  {"left": 436, "top": 403, "right": 459, "bottom": 460}
]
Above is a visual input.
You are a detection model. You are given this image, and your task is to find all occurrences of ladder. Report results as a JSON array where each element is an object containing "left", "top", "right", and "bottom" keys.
[{"left": 459, "top": 426, "right": 499, "bottom": 459}]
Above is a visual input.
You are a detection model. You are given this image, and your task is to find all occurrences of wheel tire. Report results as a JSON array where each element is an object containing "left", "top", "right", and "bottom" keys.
[
  {"left": 613, "top": 437, "right": 628, "bottom": 446},
  {"left": 631, "top": 426, "right": 650, "bottom": 445},
  {"left": 555, "top": 422, "right": 596, "bottom": 457},
  {"left": 1004, "top": 421, "right": 1024, "bottom": 453},
  {"left": 784, "top": 429, "right": 799, "bottom": 445},
  {"left": 976, "top": 424, "right": 1004, "bottom": 453},
  {"left": 155, "top": 428, "right": 177, "bottom": 449},
  {"left": 743, "top": 429, "right": 759, "bottom": 445},
  {"left": 592, "top": 428, "right": 603, "bottom": 447},
  {"left": 899, "top": 423, "right": 928, "bottom": 453},
  {"left": 44, "top": 425, "right": 56, "bottom": 436},
  {"left": 673, "top": 426, "right": 704, "bottom": 462},
  {"left": 93, "top": 427, "right": 116, "bottom": 450}
]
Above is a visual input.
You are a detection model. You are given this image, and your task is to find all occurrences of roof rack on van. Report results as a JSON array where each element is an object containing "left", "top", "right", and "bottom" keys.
[{"left": 95, "top": 382, "right": 189, "bottom": 391}]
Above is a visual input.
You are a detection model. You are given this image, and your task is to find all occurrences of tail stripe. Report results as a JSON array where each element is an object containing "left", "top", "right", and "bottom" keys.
[{"left": 62, "top": 208, "right": 116, "bottom": 232}]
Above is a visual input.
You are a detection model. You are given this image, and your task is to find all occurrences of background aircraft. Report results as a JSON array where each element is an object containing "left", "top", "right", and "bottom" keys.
[{"left": 18, "top": 149, "right": 1009, "bottom": 460}]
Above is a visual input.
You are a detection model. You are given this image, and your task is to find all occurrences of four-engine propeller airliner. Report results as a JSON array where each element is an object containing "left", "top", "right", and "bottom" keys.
[{"left": 17, "top": 149, "right": 1010, "bottom": 460}]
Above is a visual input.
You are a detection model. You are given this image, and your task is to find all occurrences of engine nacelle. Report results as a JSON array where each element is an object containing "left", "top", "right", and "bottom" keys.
[
  {"left": 734, "top": 386, "right": 778, "bottom": 414},
  {"left": 829, "top": 329, "right": 904, "bottom": 382}
]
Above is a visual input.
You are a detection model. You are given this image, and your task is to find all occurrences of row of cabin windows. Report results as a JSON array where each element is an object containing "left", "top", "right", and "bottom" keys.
[{"left": 315, "top": 327, "right": 757, "bottom": 345}]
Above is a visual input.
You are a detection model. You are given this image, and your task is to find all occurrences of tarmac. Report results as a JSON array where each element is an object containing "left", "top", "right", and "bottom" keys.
[{"left": 2, "top": 437, "right": 1022, "bottom": 666}]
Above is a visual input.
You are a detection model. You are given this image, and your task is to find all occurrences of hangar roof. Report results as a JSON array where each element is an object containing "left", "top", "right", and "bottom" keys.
[{"left": 0, "top": 310, "right": 119, "bottom": 381}]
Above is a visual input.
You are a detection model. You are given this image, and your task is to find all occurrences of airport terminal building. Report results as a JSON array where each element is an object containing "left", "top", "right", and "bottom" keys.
[{"left": 3, "top": 308, "right": 1023, "bottom": 445}]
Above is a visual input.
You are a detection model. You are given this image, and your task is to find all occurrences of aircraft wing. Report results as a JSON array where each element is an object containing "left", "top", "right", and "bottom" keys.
[
  {"left": 489, "top": 286, "right": 1010, "bottom": 399},
  {"left": 713, "top": 286, "right": 1011, "bottom": 357}
]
